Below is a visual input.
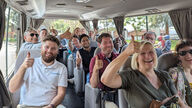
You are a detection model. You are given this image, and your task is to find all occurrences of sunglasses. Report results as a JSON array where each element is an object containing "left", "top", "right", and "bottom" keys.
[
  {"left": 30, "top": 33, "right": 39, "bottom": 37},
  {"left": 178, "top": 49, "right": 192, "bottom": 56}
]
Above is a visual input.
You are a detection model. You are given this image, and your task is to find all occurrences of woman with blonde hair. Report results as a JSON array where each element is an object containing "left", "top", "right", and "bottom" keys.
[{"left": 101, "top": 36, "right": 189, "bottom": 108}]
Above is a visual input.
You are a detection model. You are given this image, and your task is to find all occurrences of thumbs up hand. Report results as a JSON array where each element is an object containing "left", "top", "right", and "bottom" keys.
[
  {"left": 125, "top": 35, "right": 141, "bottom": 55},
  {"left": 60, "top": 28, "right": 72, "bottom": 40},
  {"left": 93, "top": 55, "right": 103, "bottom": 71},
  {"left": 22, "top": 52, "right": 34, "bottom": 69},
  {"left": 76, "top": 52, "right": 82, "bottom": 67}
]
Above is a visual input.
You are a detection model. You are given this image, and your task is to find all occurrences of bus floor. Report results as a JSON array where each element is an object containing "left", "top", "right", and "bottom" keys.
[{"left": 62, "top": 83, "right": 84, "bottom": 108}]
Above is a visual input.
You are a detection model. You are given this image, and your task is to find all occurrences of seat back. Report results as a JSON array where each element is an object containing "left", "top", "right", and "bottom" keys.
[
  {"left": 74, "top": 67, "right": 85, "bottom": 94},
  {"left": 0, "top": 70, "right": 12, "bottom": 108},
  {"left": 63, "top": 50, "right": 68, "bottom": 66},
  {"left": 85, "top": 83, "right": 100, "bottom": 108},
  {"left": 67, "top": 54, "right": 74, "bottom": 78},
  {"left": 118, "top": 56, "right": 132, "bottom": 108},
  {"left": 11, "top": 49, "right": 41, "bottom": 108},
  {"left": 157, "top": 52, "right": 179, "bottom": 71}
]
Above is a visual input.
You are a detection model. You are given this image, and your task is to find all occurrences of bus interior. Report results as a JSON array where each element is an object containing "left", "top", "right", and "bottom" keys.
[{"left": 1, "top": 0, "right": 192, "bottom": 107}]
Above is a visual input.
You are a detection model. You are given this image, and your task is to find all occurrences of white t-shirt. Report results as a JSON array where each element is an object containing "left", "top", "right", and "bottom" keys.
[{"left": 20, "top": 57, "right": 68, "bottom": 106}]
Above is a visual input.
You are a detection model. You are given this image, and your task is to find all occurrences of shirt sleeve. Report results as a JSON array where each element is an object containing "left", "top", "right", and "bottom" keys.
[
  {"left": 58, "top": 66, "right": 68, "bottom": 87},
  {"left": 119, "top": 68, "right": 134, "bottom": 89},
  {"left": 89, "top": 56, "right": 96, "bottom": 79}
]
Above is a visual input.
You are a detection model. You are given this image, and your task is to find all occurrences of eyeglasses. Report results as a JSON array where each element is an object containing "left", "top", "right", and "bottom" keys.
[
  {"left": 30, "top": 33, "right": 39, "bottom": 37},
  {"left": 178, "top": 49, "right": 192, "bottom": 56}
]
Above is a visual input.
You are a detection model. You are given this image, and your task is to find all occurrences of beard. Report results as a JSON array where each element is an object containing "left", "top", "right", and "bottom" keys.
[{"left": 42, "top": 52, "right": 57, "bottom": 63}]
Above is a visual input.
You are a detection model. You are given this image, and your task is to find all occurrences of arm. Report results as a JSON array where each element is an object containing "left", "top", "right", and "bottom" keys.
[
  {"left": 101, "top": 36, "right": 140, "bottom": 88},
  {"left": 60, "top": 28, "right": 72, "bottom": 40},
  {"left": 44, "top": 87, "right": 66, "bottom": 108},
  {"left": 9, "top": 52, "right": 34, "bottom": 93},
  {"left": 76, "top": 51, "right": 82, "bottom": 68},
  {"left": 90, "top": 56, "right": 103, "bottom": 88}
]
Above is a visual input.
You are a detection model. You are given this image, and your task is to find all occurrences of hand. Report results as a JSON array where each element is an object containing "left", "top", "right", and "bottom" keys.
[
  {"left": 60, "top": 28, "right": 72, "bottom": 39},
  {"left": 76, "top": 52, "right": 82, "bottom": 67},
  {"left": 93, "top": 55, "right": 103, "bottom": 71},
  {"left": 124, "top": 35, "right": 141, "bottom": 55},
  {"left": 22, "top": 52, "right": 34, "bottom": 69}
]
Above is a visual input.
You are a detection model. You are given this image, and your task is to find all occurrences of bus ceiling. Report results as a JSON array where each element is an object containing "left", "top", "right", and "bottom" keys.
[{"left": 5, "top": 0, "right": 192, "bottom": 20}]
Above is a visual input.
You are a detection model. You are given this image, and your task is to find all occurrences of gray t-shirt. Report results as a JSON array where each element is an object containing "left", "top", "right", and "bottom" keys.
[{"left": 119, "top": 68, "right": 177, "bottom": 108}]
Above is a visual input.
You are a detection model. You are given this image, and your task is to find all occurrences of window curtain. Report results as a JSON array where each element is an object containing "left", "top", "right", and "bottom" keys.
[
  {"left": 113, "top": 16, "right": 125, "bottom": 36},
  {"left": 79, "top": 20, "right": 91, "bottom": 32},
  {"left": 30, "top": 18, "right": 45, "bottom": 29},
  {"left": 92, "top": 19, "right": 98, "bottom": 30},
  {"left": 169, "top": 8, "right": 192, "bottom": 40},
  {"left": 21, "top": 13, "right": 27, "bottom": 43},
  {"left": 0, "top": 0, "right": 7, "bottom": 50}
]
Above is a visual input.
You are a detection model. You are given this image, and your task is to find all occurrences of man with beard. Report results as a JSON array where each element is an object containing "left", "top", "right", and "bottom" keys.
[
  {"left": 9, "top": 36, "right": 67, "bottom": 108},
  {"left": 76, "top": 34, "right": 96, "bottom": 83},
  {"left": 89, "top": 33, "right": 119, "bottom": 108}
]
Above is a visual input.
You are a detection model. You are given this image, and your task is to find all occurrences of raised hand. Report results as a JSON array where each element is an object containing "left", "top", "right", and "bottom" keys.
[
  {"left": 60, "top": 28, "right": 72, "bottom": 40},
  {"left": 22, "top": 52, "right": 34, "bottom": 69},
  {"left": 76, "top": 52, "right": 82, "bottom": 67},
  {"left": 125, "top": 35, "right": 141, "bottom": 55},
  {"left": 94, "top": 55, "right": 103, "bottom": 71}
]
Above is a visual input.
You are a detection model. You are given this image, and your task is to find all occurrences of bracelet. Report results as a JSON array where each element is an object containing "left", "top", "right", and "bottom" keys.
[{"left": 49, "top": 104, "right": 55, "bottom": 108}]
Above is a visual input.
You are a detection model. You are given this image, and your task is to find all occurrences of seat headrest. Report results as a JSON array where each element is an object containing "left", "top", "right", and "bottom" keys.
[{"left": 157, "top": 52, "right": 179, "bottom": 71}]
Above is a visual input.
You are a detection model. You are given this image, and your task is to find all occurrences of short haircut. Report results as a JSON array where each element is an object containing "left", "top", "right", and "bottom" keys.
[
  {"left": 42, "top": 35, "right": 60, "bottom": 46},
  {"left": 24, "top": 27, "right": 36, "bottom": 36},
  {"left": 73, "top": 35, "right": 79, "bottom": 39},
  {"left": 131, "top": 41, "right": 157, "bottom": 70},
  {"left": 79, "top": 34, "right": 89, "bottom": 42},
  {"left": 143, "top": 31, "right": 157, "bottom": 38},
  {"left": 40, "top": 28, "right": 48, "bottom": 32},
  {"left": 97, "top": 33, "right": 112, "bottom": 43},
  {"left": 175, "top": 40, "right": 192, "bottom": 53}
]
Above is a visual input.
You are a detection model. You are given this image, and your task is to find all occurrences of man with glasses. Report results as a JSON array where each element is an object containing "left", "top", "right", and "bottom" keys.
[
  {"left": 142, "top": 31, "right": 162, "bottom": 57},
  {"left": 19, "top": 27, "right": 39, "bottom": 52}
]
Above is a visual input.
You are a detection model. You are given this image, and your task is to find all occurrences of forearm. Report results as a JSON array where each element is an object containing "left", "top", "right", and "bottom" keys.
[
  {"left": 9, "top": 66, "right": 26, "bottom": 93},
  {"left": 90, "top": 68, "right": 99, "bottom": 88},
  {"left": 101, "top": 51, "right": 131, "bottom": 85},
  {"left": 49, "top": 88, "right": 66, "bottom": 107}
]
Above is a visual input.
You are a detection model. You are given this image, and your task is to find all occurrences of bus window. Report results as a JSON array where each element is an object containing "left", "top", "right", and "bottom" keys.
[{"left": 0, "top": 6, "right": 20, "bottom": 77}]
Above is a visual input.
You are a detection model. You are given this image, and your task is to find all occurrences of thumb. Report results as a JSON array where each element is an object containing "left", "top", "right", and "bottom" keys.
[
  {"left": 131, "top": 35, "right": 135, "bottom": 41},
  {"left": 77, "top": 53, "right": 80, "bottom": 58},
  {"left": 27, "top": 52, "right": 31, "bottom": 58},
  {"left": 67, "top": 28, "right": 70, "bottom": 32},
  {"left": 95, "top": 55, "right": 99, "bottom": 61}
]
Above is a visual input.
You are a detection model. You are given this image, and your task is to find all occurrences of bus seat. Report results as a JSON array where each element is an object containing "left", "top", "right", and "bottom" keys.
[
  {"left": 67, "top": 54, "right": 74, "bottom": 78},
  {"left": 118, "top": 89, "right": 128, "bottom": 108},
  {"left": 74, "top": 67, "right": 85, "bottom": 94},
  {"left": 157, "top": 52, "right": 179, "bottom": 71},
  {"left": 63, "top": 50, "right": 68, "bottom": 66},
  {"left": 118, "top": 56, "right": 132, "bottom": 108},
  {"left": 0, "top": 70, "right": 12, "bottom": 107},
  {"left": 11, "top": 49, "right": 41, "bottom": 108},
  {"left": 85, "top": 83, "right": 100, "bottom": 108}
]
